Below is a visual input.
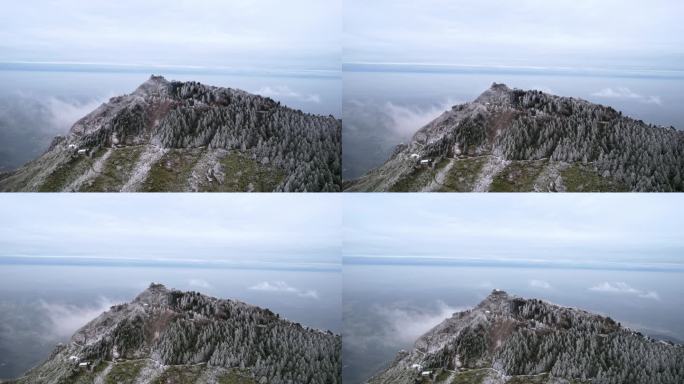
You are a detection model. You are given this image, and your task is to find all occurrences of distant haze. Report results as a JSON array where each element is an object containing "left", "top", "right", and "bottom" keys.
[
  {"left": 0, "top": 1, "right": 341, "bottom": 171},
  {"left": 0, "top": 194, "right": 341, "bottom": 268},
  {"left": 1, "top": 0, "right": 340, "bottom": 71},
  {"left": 0, "top": 194, "right": 342, "bottom": 379},
  {"left": 343, "top": 194, "right": 684, "bottom": 267},
  {"left": 344, "top": 0, "right": 683, "bottom": 71},
  {"left": 342, "top": 0, "right": 684, "bottom": 179},
  {"left": 343, "top": 194, "right": 684, "bottom": 383}
]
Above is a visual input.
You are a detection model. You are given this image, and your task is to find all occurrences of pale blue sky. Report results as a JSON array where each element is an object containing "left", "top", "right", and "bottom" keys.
[
  {"left": 0, "top": 194, "right": 341, "bottom": 269},
  {"left": 344, "top": 0, "right": 684, "bottom": 72},
  {"left": 343, "top": 194, "right": 684, "bottom": 268},
  {"left": 0, "top": 0, "right": 341, "bottom": 72}
]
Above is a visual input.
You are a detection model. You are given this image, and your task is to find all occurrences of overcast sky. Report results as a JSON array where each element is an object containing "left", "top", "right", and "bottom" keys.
[
  {"left": 344, "top": 194, "right": 684, "bottom": 267},
  {"left": 344, "top": 0, "right": 684, "bottom": 71},
  {"left": 0, "top": 194, "right": 341, "bottom": 269},
  {"left": 0, "top": 0, "right": 340, "bottom": 71}
]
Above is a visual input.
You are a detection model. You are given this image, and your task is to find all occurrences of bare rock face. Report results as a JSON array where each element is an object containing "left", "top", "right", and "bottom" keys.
[
  {"left": 0, "top": 75, "right": 341, "bottom": 192},
  {"left": 368, "top": 290, "right": 684, "bottom": 384},
  {"left": 9, "top": 283, "right": 341, "bottom": 384},
  {"left": 346, "top": 83, "right": 684, "bottom": 192}
]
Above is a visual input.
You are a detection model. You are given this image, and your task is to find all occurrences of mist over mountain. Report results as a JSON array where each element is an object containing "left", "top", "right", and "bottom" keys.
[
  {"left": 346, "top": 83, "right": 684, "bottom": 192},
  {"left": 368, "top": 290, "right": 684, "bottom": 384},
  {"left": 0, "top": 75, "right": 341, "bottom": 192},
  {"left": 8, "top": 283, "right": 341, "bottom": 384},
  {"left": 0, "top": 95, "right": 103, "bottom": 172}
]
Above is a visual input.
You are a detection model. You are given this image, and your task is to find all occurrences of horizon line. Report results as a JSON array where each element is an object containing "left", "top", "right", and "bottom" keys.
[
  {"left": 343, "top": 256, "right": 684, "bottom": 273},
  {"left": 0, "top": 255, "right": 341, "bottom": 273},
  {"left": 0, "top": 61, "right": 341, "bottom": 79},
  {"left": 342, "top": 62, "right": 684, "bottom": 79}
]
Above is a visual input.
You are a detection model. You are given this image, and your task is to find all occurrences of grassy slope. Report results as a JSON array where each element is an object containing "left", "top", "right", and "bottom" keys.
[
  {"left": 79, "top": 146, "right": 145, "bottom": 192},
  {"left": 151, "top": 365, "right": 205, "bottom": 384},
  {"left": 103, "top": 360, "right": 147, "bottom": 384},
  {"left": 439, "top": 157, "right": 488, "bottom": 192},
  {"left": 37, "top": 148, "right": 108, "bottom": 191},
  {"left": 217, "top": 369, "right": 258, "bottom": 384},
  {"left": 351, "top": 153, "right": 630, "bottom": 192},
  {"left": 489, "top": 159, "right": 548, "bottom": 192},
  {"left": 141, "top": 148, "right": 204, "bottom": 192},
  {"left": 46, "top": 360, "right": 258, "bottom": 384},
  {"left": 14, "top": 146, "right": 285, "bottom": 192},
  {"left": 141, "top": 149, "right": 284, "bottom": 192},
  {"left": 200, "top": 152, "right": 284, "bottom": 192},
  {"left": 389, "top": 158, "right": 450, "bottom": 192},
  {"left": 560, "top": 163, "right": 628, "bottom": 192}
]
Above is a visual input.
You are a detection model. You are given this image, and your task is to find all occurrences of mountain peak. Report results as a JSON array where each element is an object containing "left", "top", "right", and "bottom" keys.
[
  {"left": 346, "top": 83, "right": 683, "bottom": 192},
  {"left": 490, "top": 82, "right": 510, "bottom": 90},
  {"left": 371, "top": 292, "right": 684, "bottom": 384},
  {"left": 148, "top": 74, "right": 167, "bottom": 83},
  {"left": 132, "top": 282, "right": 171, "bottom": 307},
  {"left": 0, "top": 76, "right": 342, "bottom": 192},
  {"left": 147, "top": 281, "right": 167, "bottom": 291},
  {"left": 132, "top": 74, "right": 171, "bottom": 96},
  {"left": 14, "top": 284, "right": 341, "bottom": 384},
  {"left": 474, "top": 82, "right": 514, "bottom": 105}
]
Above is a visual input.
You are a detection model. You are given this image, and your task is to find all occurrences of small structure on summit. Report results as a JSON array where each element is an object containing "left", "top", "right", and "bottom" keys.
[
  {"left": 410, "top": 363, "right": 423, "bottom": 370},
  {"left": 77, "top": 148, "right": 88, "bottom": 155}
]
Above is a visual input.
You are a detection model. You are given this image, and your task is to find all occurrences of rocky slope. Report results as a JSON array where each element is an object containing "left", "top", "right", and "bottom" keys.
[
  {"left": 345, "top": 83, "right": 684, "bottom": 192},
  {"left": 368, "top": 290, "right": 684, "bottom": 384},
  {"left": 9, "top": 283, "right": 341, "bottom": 384},
  {"left": 0, "top": 75, "right": 341, "bottom": 192}
]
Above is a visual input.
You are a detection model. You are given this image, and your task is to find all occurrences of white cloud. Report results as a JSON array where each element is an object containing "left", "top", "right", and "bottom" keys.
[
  {"left": 592, "top": 87, "right": 662, "bottom": 105},
  {"left": 374, "top": 301, "right": 461, "bottom": 345},
  {"left": 383, "top": 99, "right": 457, "bottom": 137},
  {"left": 589, "top": 282, "right": 660, "bottom": 300},
  {"left": 255, "top": 85, "right": 321, "bottom": 103},
  {"left": 188, "top": 278, "right": 211, "bottom": 289},
  {"left": 40, "top": 297, "right": 119, "bottom": 339},
  {"left": 46, "top": 97, "right": 106, "bottom": 131},
  {"left": 529, "top": 279, "right": 552, "bottom": 289},
  {"left": 249, "top": 281, "right": 319, "bottom": 299}
]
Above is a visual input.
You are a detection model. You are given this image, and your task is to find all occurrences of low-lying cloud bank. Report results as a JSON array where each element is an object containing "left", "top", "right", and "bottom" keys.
[
  {"left": 589, "top": 281, "right": 660, "bottom": 301},
  {"left": 46, "top": 97, "right": 105, "bottom": 132},
  {"left": 188, "top": 278, "right": 211, "bottom": 289},
  {"left": 342, "top": 98, "right": 458, "bottom": 179},
  {"left": 40, "top": 297, "right": 120, "bottom": 339},
  {"left": 592, "top": 87, "right": 662, "bottom": 105},
  {"left": 383, "top": 100, "right": 456, "bottom": 138},
  {"left": 529, "top": 279, "right": 552, "bottom": 289},
  {"left": 249, "top": 280, "right": 319, "bottom": 299},
  {"left": 0, "top": 94, "right": 107, "bottom": 171},
  {"left": 255, "top": 85, "right": 321, "bottom": 104},
  {"left": 373, "top": 300, "right": 462, "bottom": 346}
]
